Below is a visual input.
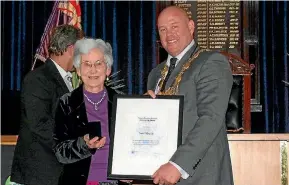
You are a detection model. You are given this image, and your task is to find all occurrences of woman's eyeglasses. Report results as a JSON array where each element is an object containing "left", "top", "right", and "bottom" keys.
[{"left": 81, "top": 60, "right": 106, "bottom": 69}]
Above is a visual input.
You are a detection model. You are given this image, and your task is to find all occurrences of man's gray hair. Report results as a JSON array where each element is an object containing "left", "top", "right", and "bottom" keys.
[
  {"left": 48, "top": 24, "right": 83, "bottom": 56},
  {"left": 73, "top": 38, "right": 113, "bottom": 69}
]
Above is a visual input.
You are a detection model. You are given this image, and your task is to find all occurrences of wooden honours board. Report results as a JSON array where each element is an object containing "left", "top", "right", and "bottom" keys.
[{"left": 174, "top": 0, "right": 241, "bottom": 53}]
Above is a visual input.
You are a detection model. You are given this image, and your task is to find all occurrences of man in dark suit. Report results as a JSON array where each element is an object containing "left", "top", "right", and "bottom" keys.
[
  {"left": 147, "top": 6, "right": 234, "bottom": 185},
  {"left": 10, "top": 25, "right": 83, "bottom": 185}
]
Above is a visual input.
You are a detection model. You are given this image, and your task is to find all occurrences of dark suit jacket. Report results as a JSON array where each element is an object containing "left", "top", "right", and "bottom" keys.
[
  {"left": 53, "top": 85, "right": 117, "bottom": 185},
  {"left": 11, "top": 59, "right": 69, "bottom": 185},
  {"left": 147, "top": 43, "right": 234, "bottom": 185}
]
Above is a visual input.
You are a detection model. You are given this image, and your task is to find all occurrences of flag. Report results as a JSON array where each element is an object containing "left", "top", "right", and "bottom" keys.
[{"left": 32, "top": 0, "right": 82, "bottom": 88}]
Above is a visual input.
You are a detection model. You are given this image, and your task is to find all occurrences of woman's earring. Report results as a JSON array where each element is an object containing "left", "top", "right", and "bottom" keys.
[{"left": 106, "top": 76, "right": 109, "bottom": 81}]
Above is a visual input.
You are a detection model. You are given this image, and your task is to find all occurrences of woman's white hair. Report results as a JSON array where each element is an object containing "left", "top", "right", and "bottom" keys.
[{"left": 73, "top": 38, "right": 113, "bottom": 69}]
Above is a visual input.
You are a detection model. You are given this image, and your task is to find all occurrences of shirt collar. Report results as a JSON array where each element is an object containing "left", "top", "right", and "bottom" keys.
[
  {"left": 166, "top": 39, "right": 195, "bottom": 67},
  {"left": 50, "top": 58, "right": 72, "bottom": 79}
]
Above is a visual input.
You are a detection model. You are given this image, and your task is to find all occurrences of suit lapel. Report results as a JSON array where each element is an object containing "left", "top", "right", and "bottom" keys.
[
  {"left": 68, "top": 85, "right": 88, "bottom": 126},
  {"left": 45, "top": 58, "right": 70, "bottom": 95},
  {"left": 153, "top": 62, "right": 166, "bottom": 91},
  {"left": 165, "top": 44, "right": 199, "bottom": 90}
]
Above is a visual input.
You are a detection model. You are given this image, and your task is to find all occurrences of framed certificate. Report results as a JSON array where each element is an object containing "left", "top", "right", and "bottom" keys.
[{"left": 107, "top": 95, "right": 184, "bottom": 180}]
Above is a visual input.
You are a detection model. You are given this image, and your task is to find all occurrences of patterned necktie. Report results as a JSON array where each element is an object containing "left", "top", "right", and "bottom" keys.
[
  {"left": 65, "top": 74, "right": 73, "bottom": 92},
  {"left": 161, "top": 57, "right": 177, "bottom": 91}
]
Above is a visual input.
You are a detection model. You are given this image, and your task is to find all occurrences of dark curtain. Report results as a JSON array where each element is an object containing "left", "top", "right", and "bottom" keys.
[
  {"left": 1, "top": 1, "right": 56, "bottom": 134},
  {"left": 260, "top": 1, "right": 289, "bottom": 132},
  {"left": 1, "top": 1, "right": 157, "bottom": 134},
  {"left": 81, "top": 1, "right": 157, "bottom": 95},
  {"left": 1, "top": 1, "right": 157, "bottom": 93},
  {"left": 1, "top": 1, "right": 55, "bottom": 91}
]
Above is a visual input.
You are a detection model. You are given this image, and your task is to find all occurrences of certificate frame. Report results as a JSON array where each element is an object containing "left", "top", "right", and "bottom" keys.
[{"left": 107, "top": 95, "right": 184, "bottom": 180}]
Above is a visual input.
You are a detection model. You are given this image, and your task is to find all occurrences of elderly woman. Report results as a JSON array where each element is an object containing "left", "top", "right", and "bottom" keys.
[{"left": 53, "top": 38, "right": 120, "bottom": 185}]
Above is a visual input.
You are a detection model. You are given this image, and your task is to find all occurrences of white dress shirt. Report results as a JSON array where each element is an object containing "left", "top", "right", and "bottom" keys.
[
  {"left": 51, "top": 59, "right": 73, "bottom": 92},
  {"left": 166, "top": 39, "right": 195, "bottom": 67}
]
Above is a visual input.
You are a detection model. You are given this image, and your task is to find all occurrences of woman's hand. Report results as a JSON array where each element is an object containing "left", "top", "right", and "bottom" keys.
[{"left": 83, "top": 134, "right": 106, "bottom": 149}]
